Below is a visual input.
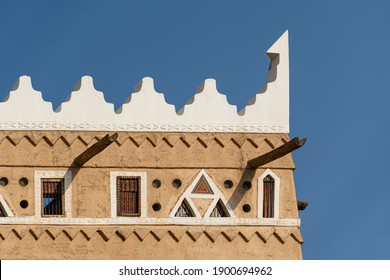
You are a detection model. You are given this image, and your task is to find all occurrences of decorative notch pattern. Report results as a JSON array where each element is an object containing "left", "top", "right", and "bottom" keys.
[
  {"left": 0, "top": 133, "right": 283, "bottom": 149},
  {"left": 0, "top": 226, "right": 304, "bottom": 244}
]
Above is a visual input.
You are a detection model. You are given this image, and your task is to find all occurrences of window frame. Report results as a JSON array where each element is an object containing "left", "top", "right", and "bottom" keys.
[
  {"left": 110, "top": 171, "right": 147, "bottom": 218},
  {"left": 41, "top": 178, "right": 65, "bottom": 217},
  {"left": 116, "top": 176, "right": 141, "bottom": 217},
  {"left": 258, "top": 169, "right": 280, "bottom": 219},
  {"left": 35, "top": 171, "right": 72, "bottom": 218}
]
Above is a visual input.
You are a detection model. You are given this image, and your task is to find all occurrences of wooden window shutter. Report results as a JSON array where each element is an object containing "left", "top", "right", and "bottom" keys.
[
  {"left": 117, "top": 176, "right": 141, "bottom": 217},
  {"left": 263, "top": 175, "right": 275, "bottom": 218},
  {"left": 42, "top": 179, "right": 64, "bottom": 216}
]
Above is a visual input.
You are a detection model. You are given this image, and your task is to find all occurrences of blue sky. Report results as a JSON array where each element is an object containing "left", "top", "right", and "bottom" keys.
[{"left": 1, "top": 1, "right": 390, "bottom": 259}]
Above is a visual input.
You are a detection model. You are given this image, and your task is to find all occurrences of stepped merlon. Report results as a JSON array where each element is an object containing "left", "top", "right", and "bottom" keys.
[
  {"left": 0, "top": 76, "right": 55, "bottom": 122},
  {"left": 55, "top": 76, "right": 115, "bottom": 123},
  {"left": 177, "top": 79, "right": 239, "bottom": 124},
  {"left": 116, "top": 77, "right": 177, "bottom": 124}
]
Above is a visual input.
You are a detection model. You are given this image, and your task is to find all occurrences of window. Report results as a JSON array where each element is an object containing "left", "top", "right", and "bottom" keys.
[
  {"left": 110, "top": 172, "right": 147, "bottom": 218},
  {"left": 210, "top": 200, "right": 228, "bottom": 217},
  {"left": 0, "top": 193, "right": 14, "bottom": 217},
  {"left": 116, "top": 176, "right": 141, "bottom": 217},
  {"left": 263, "top": 175, "right": 275, "bottom": 218},
  {"left": 258, "top": 169, "right": 280, "bottom": 219},
  {"left": 42, "top": 179, "right": 64, "bottom": 216},
  {"left": 0, "top": 205, "right": 6, "bottom": 217},
  {"left": 175, "top": 199, "right": 194, "bottom": 217},
  {"left": 35, "top": 171, "right": 72, "bottom": 219}
]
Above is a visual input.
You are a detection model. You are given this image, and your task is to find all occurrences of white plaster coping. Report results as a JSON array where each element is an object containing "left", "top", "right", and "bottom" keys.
[
  {"left": 258, "top": 168, "right": 280, "bottom": 219},
  {"left": 0, "top": 31, "right": 290, "bottom": 133},
  {"left": 34, "top": 171, "right": 72, "bottom": 218},
  {"left": 110, "top": 171, "right": 147, "bottom": 218},
  {"left": 170, "top": 169, "right": 236, "bottom": 218},
  {"left": 0, "top": 194, "right": 14, "bottom": 217},
  {"left": 0, "top": 217, "right": 300, "bottom": 227}
]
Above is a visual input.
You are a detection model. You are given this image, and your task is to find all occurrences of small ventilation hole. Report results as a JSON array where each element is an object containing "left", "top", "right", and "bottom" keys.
[
  {"left": 152, "top": 179, "right": 161, "bottom": 189},
  {"left": 242, "top": 204, "right": 251, "bottom": 213},
  {"left": 172, "top": 179, "right": 182, "bottom": 188},
  {"left": 152, "top": 203, "right": 161, "bottom": 212},
  {"left": 19, "top": 177, "right": 29, "bottom": 187},
  {"left": 20, "top": 200, "right": 29, "bottom": 209}
]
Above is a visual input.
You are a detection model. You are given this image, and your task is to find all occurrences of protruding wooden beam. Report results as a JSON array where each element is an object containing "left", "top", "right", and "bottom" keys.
[
  {"left": 248, "top": 137, "right": 307, "bottom": 168},
  {"left": 297, "top": 200, "right": 308, "bottom": 211},
  {"left": 74, "top": 133, "right": 118, "bottom": 167}
]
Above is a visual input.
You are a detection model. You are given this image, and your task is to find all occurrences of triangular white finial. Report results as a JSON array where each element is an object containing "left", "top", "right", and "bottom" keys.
[
  {"left": 267, "top": 30, "right": 289, "bottom": 55},
  {"left": 239, "top": 30, "right": 290, "bottom": 133}
]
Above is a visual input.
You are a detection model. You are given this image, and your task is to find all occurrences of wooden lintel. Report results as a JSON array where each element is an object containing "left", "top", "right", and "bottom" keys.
[
  {"left": 297, "top": 200, "right": 308, "bottom": 211},
  {"left": 248, "top": 137, "right": 307, "bottom": 168},
  {"left": 74, "top": 133, "right": 118, "bottom": 167}
]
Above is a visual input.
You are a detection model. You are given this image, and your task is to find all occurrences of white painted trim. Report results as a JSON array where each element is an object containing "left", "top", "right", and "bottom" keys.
[
  {"left": 0, "top": 122, "right": 288, "bottom": 133},
  {"left": 257, "top": 169, "right": 280, "bottom": 219},
  {"left": 0, "top": 194, "right": 14, "bottom": 217},
  {"left": 110, "top": 171, "right": 147, "bottom": 218},
  {"left": 34, "top": 171, "right": 72, "bottom": 218},
  {"left": 170, "top": 169, "right": 235, "bottom": 218},
  {"left": 0, "top": 216, "right": 300, "bottom": 226}
]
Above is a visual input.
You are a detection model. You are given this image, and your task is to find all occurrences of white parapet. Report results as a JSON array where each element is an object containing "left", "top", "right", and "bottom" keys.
[
  {"left": 239, "top": 30, "right": 290, "bottom": 133},
  {"left": 0, "top": 31, "right": 291, "bottom": 133}
]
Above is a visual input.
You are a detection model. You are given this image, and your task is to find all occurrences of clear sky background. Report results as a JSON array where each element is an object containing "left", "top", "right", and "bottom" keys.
[{"left": 0, "top": 1, "right": 389, "bottom": 260}]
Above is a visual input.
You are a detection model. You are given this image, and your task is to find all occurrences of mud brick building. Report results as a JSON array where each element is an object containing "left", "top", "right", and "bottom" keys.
[{"left": 0, "top": 31, "right": 306, "bottom": 259}]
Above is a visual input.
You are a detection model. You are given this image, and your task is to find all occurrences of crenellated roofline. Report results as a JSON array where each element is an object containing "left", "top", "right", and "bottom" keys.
[{"left": 0, "top": 31, "right": 290, "bottom": 133}]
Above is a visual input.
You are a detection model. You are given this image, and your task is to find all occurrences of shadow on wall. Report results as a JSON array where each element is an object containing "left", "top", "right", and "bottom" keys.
[
  {"left": 227, "top": 164, "right": 256, "bottom": 210},
  {"left": 63, "top": 133, "right": 118, "bottom": 189}
]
